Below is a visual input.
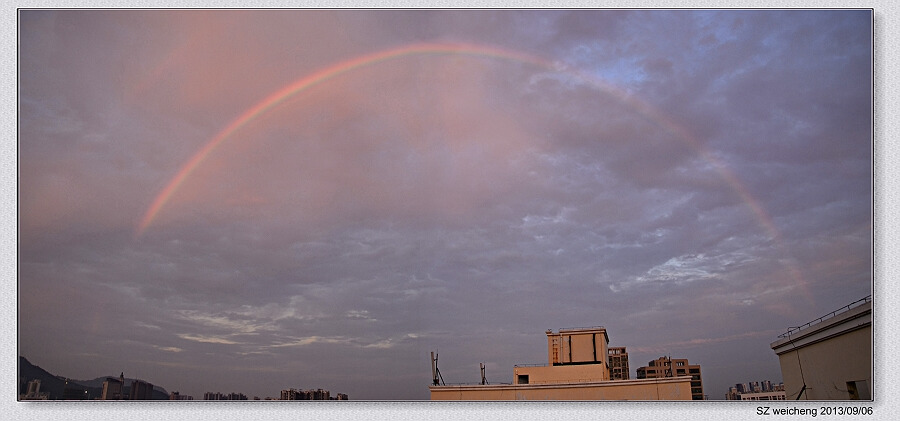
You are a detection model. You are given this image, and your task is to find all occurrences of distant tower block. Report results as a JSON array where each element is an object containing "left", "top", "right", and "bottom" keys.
[{"left": 607, "top": 347, "right": 630, "bottom": 380}]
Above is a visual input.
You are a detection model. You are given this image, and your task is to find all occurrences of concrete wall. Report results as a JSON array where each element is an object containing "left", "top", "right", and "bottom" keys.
[
  {"left": 430, "top": 377, "right": 692, "bottom": 401},
  {"left": 776, "top": 326, "right": 872, "bottom": 400},
  {"left": 514, "top": 363, "right": 608, "bottom": 384},
  {"left": 771, "top": 301, "right": 872, "bottom": 400},
  {"left": 547, "top": 328, "right": 608, "bottom": 365}
]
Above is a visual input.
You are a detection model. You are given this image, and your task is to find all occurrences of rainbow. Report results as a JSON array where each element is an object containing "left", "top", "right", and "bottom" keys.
[
  {"left": 137, "top": 42, "right": 555, "bottom": 236},
  {"left": 136, "top": 41, "right": 786, "bottom": 259}
]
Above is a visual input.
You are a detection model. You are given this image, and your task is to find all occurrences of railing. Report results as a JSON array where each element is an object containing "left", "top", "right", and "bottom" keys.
[
  {"left": 525, "top": 378, "right": 605, "bottom": 385},
  {"left": 513, "top": 363, "right": 548, "bottom": 368},
  {"left": 558, "top": 325, "right": 606, "bottom": 332},
  {"left": 777, "top": 295, "right": 871, "bottom": 339},
  {"left": 434, "top": 382, "right": 513, "bottom": 386}
]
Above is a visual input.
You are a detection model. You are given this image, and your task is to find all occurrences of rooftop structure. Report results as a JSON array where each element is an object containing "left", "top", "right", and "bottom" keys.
[{"left": 429, "top": 327, "right": 692, "bottom": 400}]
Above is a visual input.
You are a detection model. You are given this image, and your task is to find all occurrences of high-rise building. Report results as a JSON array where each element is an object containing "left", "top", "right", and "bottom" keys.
[
  {"left": 130, "top": 379, "right": 154, "bottom": 400},
  {"left": 21, "top": 379, "right": 49, "bottom": 400},
  {"left": 607, "top": 347, "right": 630, "bottom": 380},
  {"left": 281, "top": 388, "right": 299, "bottom": 400},
  {"left": 26, "top": 379, "right": 41, "bottom": 397},
  {"left": 636, "top": 356, "right": 704, "bottom": 400},
  {"left": 101, "top": 373, "right": 125, "bottom": 400}
]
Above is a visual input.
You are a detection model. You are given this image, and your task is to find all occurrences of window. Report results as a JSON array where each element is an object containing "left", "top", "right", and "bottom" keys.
[
  {"left": 676, "top": 361, "right": 685, "bottom": 366},
  {"left": 517, "top": 375, "right": 529, "bottom": 385}
]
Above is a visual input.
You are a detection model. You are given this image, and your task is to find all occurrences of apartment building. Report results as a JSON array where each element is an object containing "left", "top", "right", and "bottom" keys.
[
  {"left": 636, "top": 356, "right": 704, "bottom": 400},
  {"left": 607, "top": 347, "right": 630, "bottom": 380}
]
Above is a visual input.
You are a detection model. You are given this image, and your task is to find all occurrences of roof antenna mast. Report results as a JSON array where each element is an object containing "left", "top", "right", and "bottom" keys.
[
  {"left": 431, "top": 352, "right": 445, "bottom": 386},
  {"left": 480, "top": 362, "right": 487, "bottom": 385}
]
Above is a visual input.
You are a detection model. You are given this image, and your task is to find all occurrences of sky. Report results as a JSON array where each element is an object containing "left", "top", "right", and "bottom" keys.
[{"left": 16, "top": 9, "right": 872, "bottom": 402}]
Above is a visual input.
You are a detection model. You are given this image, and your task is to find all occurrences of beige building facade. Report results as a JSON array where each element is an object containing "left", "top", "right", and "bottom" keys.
[
  {"left": 732, "top": 390, "right": 787, "bottom": 401},
  {"left": 770, "top": 297, "right": 872, "bottom": 400},
  {"left": 429, "top": 327, "right": 692, "bottom": 400},
  {"left": 429, "top": 377, "right": 692, "bottom": 400}
]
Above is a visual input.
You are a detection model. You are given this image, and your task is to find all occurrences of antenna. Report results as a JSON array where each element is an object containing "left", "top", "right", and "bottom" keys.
[
  {"left": 431, "top": 352, "right": 445, "bottom": 386},
  {"left": 480, "top": 363, "right": 487, "bottom": 385},
  {"left": 431, "top": 352, "right": 436, "bottom": 385}
]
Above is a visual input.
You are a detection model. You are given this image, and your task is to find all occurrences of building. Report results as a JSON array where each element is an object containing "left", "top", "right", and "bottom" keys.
[
  {"left": 311, "top": 388, "right": 330, "bottom": 400},
  {"left": 429, "top": 327, "right": 693, "bottom": 400},
  {"left": 169, "top": 391, "right": 193, "bottom": 400},
  {"left": 280, "top": 388, "right": 346, "bottom": 400},
  {"left": 204, "top": 391, "right": 248, "bottom": 400},
  {"left": 25, "top": 379, "right": 42, "bottom": 398},
  {"left": 607, "top": 347, "right": 630, "bottom": 380},
  {"left": 101, "top": 373, "right": 125, "bottom": 400},
  {"left": 726, "top": 381, "right": 785, "bottom": 400},
  {"left": 20, "top": 379, "right": 49, "bottom": 400},
  {"left": 727, "top": 388, "right": 786, "bottom": 401},
  {"left": 281, "top": 388, "right": 301, "bottom": 400},
  {"left": 770, "top": 296, "right": 872, "bottom": 400},
  {"left": 636, "top": 356, "right": 704, "bottom": 400},
  {"left": 129, "top": 379, "right": 154, "bottom": 400}
]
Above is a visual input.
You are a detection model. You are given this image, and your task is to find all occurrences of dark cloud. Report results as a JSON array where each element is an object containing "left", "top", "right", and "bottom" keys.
[{"left": 18, "top": 10, "right": 871, "bottom": 402}]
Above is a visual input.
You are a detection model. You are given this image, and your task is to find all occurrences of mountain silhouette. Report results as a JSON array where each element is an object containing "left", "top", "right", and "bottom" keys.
[{"left": 18, "top": 356, "right": 169, "bottom": 400}]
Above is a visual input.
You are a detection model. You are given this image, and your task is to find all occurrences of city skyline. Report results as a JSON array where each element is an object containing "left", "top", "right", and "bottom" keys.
[{"left": 17, "top": 9, "right": 872, "bottom": 402}]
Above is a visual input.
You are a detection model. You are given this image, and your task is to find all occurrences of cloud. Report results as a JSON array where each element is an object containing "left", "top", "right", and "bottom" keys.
[
  {"left": 156, "top": 346, "right": 184, "bottom": 353},
  {"left": 630, "top": 329, "right": 784, "bottom": 355},
  {"left": 16, "top": 10, "right": 871, "bottom": 401},
  {"left": 176, "top": 334, "right": 242, "bottom": 345}
]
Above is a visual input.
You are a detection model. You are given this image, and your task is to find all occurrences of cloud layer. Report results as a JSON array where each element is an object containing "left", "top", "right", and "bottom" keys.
[{"left": 18, "top": 10, "right": 871, "bottom": 400}]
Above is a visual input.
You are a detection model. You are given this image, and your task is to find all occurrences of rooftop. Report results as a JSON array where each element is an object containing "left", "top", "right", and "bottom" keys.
[{"left": 777, "top": 296, "right": 871, "bottom": 339}]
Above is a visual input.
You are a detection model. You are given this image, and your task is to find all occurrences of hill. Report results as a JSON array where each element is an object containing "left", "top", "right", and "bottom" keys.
[{"left": 18, "top": 356, "right": 169, "bottom": 400}]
